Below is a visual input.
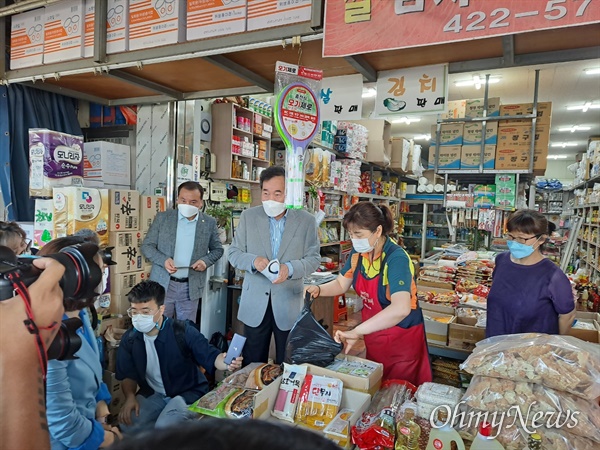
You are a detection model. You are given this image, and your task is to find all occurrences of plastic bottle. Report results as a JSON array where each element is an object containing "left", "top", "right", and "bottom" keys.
[
  {"left": 524, "top": 433, "right": 542, "bottom": 450},
  {"left": 470, "top": 422, "right": 505, "bottom": 450},
  {"left": 426, "top": 409, "right": 466, "bottom": 450},
  {"left": 395, "top": 407, "right": 420, "bottom": 450}
]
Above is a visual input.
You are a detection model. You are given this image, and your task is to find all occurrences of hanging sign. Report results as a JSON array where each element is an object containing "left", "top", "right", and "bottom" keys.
[
  {"left": 319, "top": 74, "right": 363, "bottom": 121},
  {"left": 375, "top": 64, "right": 448, "bottom": 116},
  {"left": 274, "top": 82, "right": 320, "bottom": 209},
  {"left": 323, "top": 0, "right": 600, "bottom": 57}
]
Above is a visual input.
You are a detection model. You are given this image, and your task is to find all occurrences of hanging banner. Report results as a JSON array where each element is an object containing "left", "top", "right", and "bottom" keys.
[
  {"left": 319, "top": 74, "right": 363, "bottom": 121},
  {"left": 375, "top": 64, "right": 448, "bottom": 116},
  {"left": 323, "top": 0, "right": 600, "bottom": 57}
]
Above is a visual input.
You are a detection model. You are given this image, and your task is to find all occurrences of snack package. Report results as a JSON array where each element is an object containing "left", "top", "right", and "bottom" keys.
[
  {"left": 224, "top": 389, "right": 258, "bottom": 419},
  {"left": 221, "top": 362, "right": 264, "bottom": 387},
  {"left": 295, "top": 374, "right": 343, "bottom": 430},
  {"left": 415, "top": 382, "right": 463, "bottom": 420},
  {"left": 326, "top": 357, "right": 379, "bottom": 378},
  {"left": 460, "top": 334, "right": 600, "bottom": 400},
  {"left": 188, "top": 385, "right": 240, "bottom": 418},
  {"left": 244, "top": 363, "right": 283, "bottom": 390},
  {"left": 324, "top": 408, "right": 354, "bottom": 448},
  {"left": 463, "top": 376, "right": 600, "bottom": 443},
  {"left": 271, "top": 364, "right": 307, "bottom": 423}
]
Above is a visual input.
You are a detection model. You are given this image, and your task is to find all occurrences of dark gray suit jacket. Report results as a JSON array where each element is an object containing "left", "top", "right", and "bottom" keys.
[
  {"left": 228, "top": 206, "right": 320, "bottom": 330},
  {"left": 141, "top": 209, "right": 224, "bottom": 300}
]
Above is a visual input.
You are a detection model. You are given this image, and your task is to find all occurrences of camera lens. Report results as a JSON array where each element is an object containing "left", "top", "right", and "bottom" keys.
[{"left": 46, "top": 317, "right": 83, "bottom": 360}]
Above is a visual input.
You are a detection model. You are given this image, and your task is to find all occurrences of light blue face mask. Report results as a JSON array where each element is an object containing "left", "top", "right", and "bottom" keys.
[{"left": 507, "top": 239, "right": 538, "bottom": 259}]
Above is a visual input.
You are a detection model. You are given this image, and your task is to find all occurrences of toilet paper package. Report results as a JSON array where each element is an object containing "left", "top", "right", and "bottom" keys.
[{"left": 29, "top": 129, "right": 84, "bottom": 198}]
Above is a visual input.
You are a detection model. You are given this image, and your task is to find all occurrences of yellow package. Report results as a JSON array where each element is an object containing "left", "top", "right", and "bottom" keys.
[
  {"left": 53, "top": 187, "right": 109, "bottom": 246},
  {"left": 295, "top": 374, "right": 343, "bottom": 430}
]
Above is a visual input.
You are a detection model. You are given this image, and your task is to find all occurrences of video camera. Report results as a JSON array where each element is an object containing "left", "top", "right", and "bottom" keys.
[{"left": 0, "top": 243, "right": 113, "bottom": 360}]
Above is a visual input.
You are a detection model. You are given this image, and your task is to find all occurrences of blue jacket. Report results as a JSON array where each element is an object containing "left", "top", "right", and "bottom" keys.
[
  {"left": 46, "top": 310, "right": 111, "bottom": 450},
  {"left": 116, "top": 317, "right": 220, "bottom": 404}
]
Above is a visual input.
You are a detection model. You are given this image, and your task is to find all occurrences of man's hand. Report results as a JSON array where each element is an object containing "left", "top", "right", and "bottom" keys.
[
  {"left": 95, "top": 400, "right": 109, "bottom": 422},
  {"left": 164, "top": 258, "right": 177, "bottom": 274},
  {"left": 214, "top": 354, "right": 243, "bottom": 372},
  {"left": 118, "top": 396, "right": 139, "bottom": 426},
  {"left": 100, "top": 427, "right": 122, "bottom": 448},
  {"left": 191, "top": 259, "right": 207, "bottom": 272},
  {"left": 253, "top": 256, "right": 269, "bottom": 272},
  {"left": 272, "top": 263, "right": 289, "bottom": 284}
]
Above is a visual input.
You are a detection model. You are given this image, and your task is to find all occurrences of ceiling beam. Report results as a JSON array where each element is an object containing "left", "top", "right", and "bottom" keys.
[
  {"left": 109, "top": 95, "right": 176, "bottom": 106},
  {"left": 20, "top": 81, "right": 111, "bottom": 105},
  {"left": 502, "top": 35, "right": 515, "bottom": 66},
  {"left": 310, "top": 0, "right": 324, "bottom": 30},
  {"left": 93, "top": 0, "right": 107, "bottom": 64},
  {"left": 0, "top": 0, "right": 63, "bottom": 18},
  {"left": 182, "top": 86, "right": 268, "bottom": 101},
  {"left": 108, "top": 70, "right": 184, "bottom": 100},
  {"left": 344, "top": 55, "right": 377, "bottom": 82},
  {"left": 203, "top": 55, "right": 274, "bottom": 92}
]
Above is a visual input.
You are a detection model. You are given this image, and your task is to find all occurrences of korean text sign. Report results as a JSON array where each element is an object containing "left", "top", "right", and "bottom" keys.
[
  {"left": 323, "top": 0, "right": 600, "bottom": 57},
  {"left": 375, "top": 64, "right": 448, "bottom": 116},
  {"left": 319, "top": 74, "right": 363, "bottom": 120}
]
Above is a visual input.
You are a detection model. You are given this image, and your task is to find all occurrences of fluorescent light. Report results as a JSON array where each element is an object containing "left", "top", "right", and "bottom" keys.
[
  {"left": 414, "top": 134, "right": 431, "bottom": 141},
  {"left": 392, "top": 116, "right": 421, "bottom": 124},
  {"left": 567, "top": 102, "right": 600, "bottom": 111},
  {"left": 362, "top": 88, "right": 377, "bottom": 98},
  {"left": 547, "top": 155, "right": 568, "bottom": 160},
  {"left": 558, "top": 125, "right": 592, "bottom": 132},
  {"left": 551, "top": 142, "right": 578, "bottom": 148},
  {"left": 584, "top": 68, "right": 600, "bottom": 75},
  {"left": 454, "top": 77, "right": 501, "bottom": 87}
]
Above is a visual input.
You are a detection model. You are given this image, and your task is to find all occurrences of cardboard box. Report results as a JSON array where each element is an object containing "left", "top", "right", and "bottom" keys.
[
  {"left": 129, "top": 0, "right": 186, "bottom": 51},
  {"left": 140, "top": 195, "right": 166, "bottom": 231},
  {"left": 302, "top": 355, "right": 383, "bottom": 397},
  {"left": 187, "top": 0, "right": 247, "bottom": 40},
  {"left": 84, "top": 141, "right": 132, "bottom": 186},
  {"left": 473, "top": 184, "right": 496, "bottom": 208},
  {"left": 497, "top": 124, "right": 550, "bottom": 151},
  {"left": 430, "top": 124, "right": 464, "bottom": 146},
  {"left": 109, "top": 231, "right": 144, "bottom": 273},
  {"left": 439, "top": 99, "right": 466, "bottom": 120},
  {"left": 495, "top": 174, "right": 516, "bottom": 185},
  {"left": 109, "top": 189, "right": 140, "bottom": 231},
  {"left": 84, "top": 0, "right": 129, "bottom": 57},
  {"left": 465, "top": 97, "right": 500, "bottom": 118},
  {"left": 462, "top": 122, "right": 498, "bottom": 145},
  {"left": 44, "top": 1, "right": 84, "bottom": 64},
  {"left": 499, "top": 102, "right": 552, "bottom": 124},
  {"left": 419, "top": 301, "right": 455, "bottom": 316},
  {"left": 109, "top": 268, "right": 150, "bottom": 314},
  {"left": 247, "top": 0, "right": 312, "bottom": 31},
  {"left": 390, "top": 138, "right": 411, "bottom": 171},
  {"left": 10, "top": 8, "right": 44, "bottom": 69},
  {"left": 448, "top": 317, "right": 486, "bottom": 351},
  {"left": 103, "top": 371, "right": 126, "bottom": 415},
  {"left": 568, "top": 319, "right": 599, "bottom": 344},
  {"left": 33, "top": 199, "right": 55, "bottom": 248},
  {"left": 428, "top": 145, "right": 461, "bottom": 170},
  {"left": 366, "top": 140, "right": 392, "bottom": 165},
  {"left": 423, "top": 311, "right": 455, "bottom": 345},
  {"left": 494, "top": 146, "right": 548, "bottom": 172},
  {"left": 495, "top": 194, "right": 516, "bottom": 209},
  {"left": 460, "top": 145, "right": 496, "bottom": 169},
  {"left": 53, "top": 187, "right": 110, "bottom": 246}
]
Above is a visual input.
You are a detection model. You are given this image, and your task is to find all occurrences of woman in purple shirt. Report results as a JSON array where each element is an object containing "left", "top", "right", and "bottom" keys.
[{"left": 487, "top": 209, "right": 575, "bottom": 338}]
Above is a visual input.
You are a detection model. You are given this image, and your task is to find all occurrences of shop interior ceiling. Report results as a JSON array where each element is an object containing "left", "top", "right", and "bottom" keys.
[{"left": 1, "top": 0, "right": 599, "bottom": 159}]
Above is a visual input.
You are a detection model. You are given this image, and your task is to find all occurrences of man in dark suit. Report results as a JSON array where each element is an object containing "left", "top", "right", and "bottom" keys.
[{"left": 141, "top": 182, "right": 223, "bottom": 323}]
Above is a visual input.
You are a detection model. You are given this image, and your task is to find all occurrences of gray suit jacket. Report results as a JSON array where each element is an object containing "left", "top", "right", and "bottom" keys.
[
  {"left": 141, "top": 209, "right": 224, "bottom": 300},
  {"left": 228, "top": 206, "right": 320, "bottom": 330}
]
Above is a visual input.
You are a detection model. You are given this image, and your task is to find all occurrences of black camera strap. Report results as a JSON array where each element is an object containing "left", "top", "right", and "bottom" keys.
[{"left": 7, "top": 272, "right": 58, "bottom": 382}]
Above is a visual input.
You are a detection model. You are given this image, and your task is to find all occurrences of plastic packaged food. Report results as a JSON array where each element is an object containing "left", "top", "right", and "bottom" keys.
[
  {"left": 415, "top": 382, "right": 463, "bottom": 420},
  {"left": 271, "top": 364, "right": 307, "bottom": 423},
  {"left": 323, "top": 408, "right": 354, "bottom": 448},
  {"left": 326, "top": 358, "right": 380, "bottom": 378},
  {"left": 460, "top": 333, "right": 600, "bottom": 400},
  {"left": 221, "top": 362, "right": 263, "bottom": 387},
  {"left": 188, "top": 385, "right": 240, "bottom": 418},
  {"left": 224, "top": 389, "right": 257, "bottom": 419},
  {"left": 295, "top": 374, "right": 343, "bottom": 430},
  {"left": 463, "top": 376, "right": 600, "bottom": 443},
  {"left": 244, "top": 363, "right": 282, "bottom": 390}
]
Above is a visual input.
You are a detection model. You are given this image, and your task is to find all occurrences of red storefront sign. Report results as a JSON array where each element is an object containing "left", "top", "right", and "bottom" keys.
[{"left": 323, "top": 0, "right": 600, "bottom": 57}]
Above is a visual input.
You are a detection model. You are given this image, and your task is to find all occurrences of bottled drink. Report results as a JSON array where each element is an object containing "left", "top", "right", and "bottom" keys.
[
  {"left": 470, "top": 422, "right": 505, "bottom": 450},
  {"left": 426, "top": 409, "right": 466, "bottom": 450},
  {"left": 395, "top": 407, "right": 420, "bottom": 450},
  {"left": 525, "top": 433, "right": 542, "bottom": 450}
]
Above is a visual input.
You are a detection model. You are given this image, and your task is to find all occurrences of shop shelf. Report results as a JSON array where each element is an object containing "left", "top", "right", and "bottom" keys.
[
  {"left": 320, "top": 241, "right": 341, "bottom": 247},
  {"left": 566, "top": 174, "right": 600, "bottom": 191},
  {"left": 232, "top": 127, "right": 253, "bottom": 137}
]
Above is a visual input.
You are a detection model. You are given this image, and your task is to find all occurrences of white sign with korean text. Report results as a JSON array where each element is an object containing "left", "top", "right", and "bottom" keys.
[
  {"left": 375, "top": 64, "right": 448, "bottom": 116},
  {"left": 319, "top": 74, "right": 363, "bottom": 121}
]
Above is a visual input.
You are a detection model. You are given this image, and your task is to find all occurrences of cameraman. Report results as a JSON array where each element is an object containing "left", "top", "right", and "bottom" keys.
[
  {"left": 0, "top": 221, "right": 31, "bottom": 255},
  {"left": 0, "top": 256, "right": 65, "bottom": 450}
]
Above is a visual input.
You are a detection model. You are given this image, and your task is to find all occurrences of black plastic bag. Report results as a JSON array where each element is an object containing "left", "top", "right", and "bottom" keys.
[
  {"left": 284, "top": 292, "right": 343, "bottom": 367},
  {"left": 210, "top": 331, "right": 229, "bottom": 353}
]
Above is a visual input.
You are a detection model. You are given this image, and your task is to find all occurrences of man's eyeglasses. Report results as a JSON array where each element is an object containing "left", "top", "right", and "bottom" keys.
[
  {"left": 21, "top": 238, "right": 32, "bottom": 253},
  {"left": 127, "top": 308, "right": 158, "bottom": 317},
  {"left": 503, "top": 233, "right": 542, "bottom": 244}
]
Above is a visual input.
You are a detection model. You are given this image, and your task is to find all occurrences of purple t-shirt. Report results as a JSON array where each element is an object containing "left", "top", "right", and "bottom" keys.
[{"left": 486, "top": 252, "right": 574, "bottom": 338}]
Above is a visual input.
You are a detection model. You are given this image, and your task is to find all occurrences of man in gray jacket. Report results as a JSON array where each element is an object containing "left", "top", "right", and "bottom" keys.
[
  {"left": 228, "top": 166, "right": 320, "bottom": 364},
  {"left": 141, "top": 181, "right": 224, "bottom": 323}
]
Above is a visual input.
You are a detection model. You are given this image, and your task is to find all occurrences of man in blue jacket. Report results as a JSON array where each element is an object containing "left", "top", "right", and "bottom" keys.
[{"left": 116, "top": 281, "right": 242, "bottom": 435}]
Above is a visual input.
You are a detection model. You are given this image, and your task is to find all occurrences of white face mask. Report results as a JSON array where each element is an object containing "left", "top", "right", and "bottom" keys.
[
  {"left": 351, "top": 237, "right": 374, "bottom": 253},
  {"left": 262, "top": 200, "right": 286, "bottom": 218},
  {"left": 178, "top": 203, "right": 199, "bottom": 218},
  {"left": 132, "top": 314, "right": 159, "bottom": 334}
]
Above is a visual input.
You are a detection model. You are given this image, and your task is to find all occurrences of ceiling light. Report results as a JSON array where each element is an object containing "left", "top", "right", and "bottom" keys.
[
  {"left": 567, "top": 102, "right": 600, "bottom": 111},
  {"left": 558, "top": 125, "right": 592, "bottom": 133},
  {"left": 454, "top": 76, "right": 501, "bottom": 87},
  {"left": 414, "top": 134, "right": 431, "bottom": 141},
  {"left": 392, "top": 116, "right": 421, "bottom": 124},
  {"left": 551, "top": 142, "right": 578, "bottom": 148},
  {"left": 547, "top": 155, "right": 568, "bottom": 160},
  {"left": 584, "top": 68, "right": 600, "bottom": 75},
  {"left": 362, "top": 88, "right": 376, "bottom": 98}
]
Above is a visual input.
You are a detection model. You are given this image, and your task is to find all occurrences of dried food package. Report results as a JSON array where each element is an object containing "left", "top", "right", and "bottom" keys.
[
  {"left": 271, "top": 364, "right": 307, "bottom": 423},
  {"left": 221, "top": 362, "right": 264, "bottom": 387},
  {"left": 463, "top": 376, "right": 600, "bottom": 443},
  {"left": 295, "top": 374, "right": 343, "bottom": 430},
  {"left": 285, "top": 293, "right": 343, "bottom": 367},
  {"left": 188, "top": 385, "right": 240, "bottom": 418},
  {"left": 460, "top": 333, "right": 600, "bottom": 400},
  {"left": 224, "top": 389, "right": 258, "bottom": 419},
  {"left": 415, "top": 382, "right": 463, "bottom": 420},
  {"left": 244, "top": 363, "right": 283, "bottom": 390}
]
